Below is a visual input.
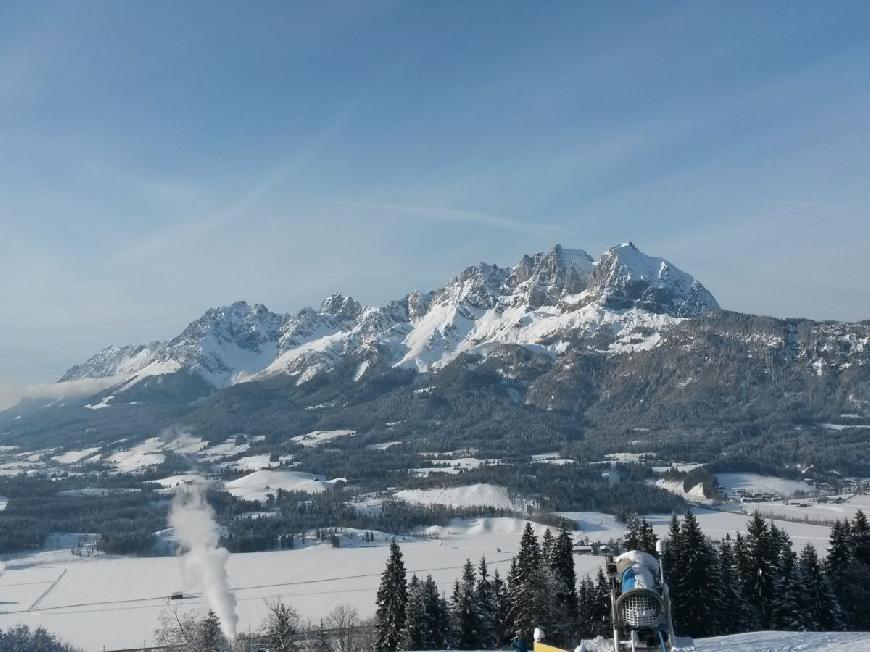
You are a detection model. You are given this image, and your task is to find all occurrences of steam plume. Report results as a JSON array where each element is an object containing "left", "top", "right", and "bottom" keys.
[{"left": 169, "top": 482, "right": 238, "bottom": 639}]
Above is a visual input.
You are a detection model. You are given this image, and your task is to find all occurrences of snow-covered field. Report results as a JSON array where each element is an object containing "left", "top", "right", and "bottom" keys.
[
  {"left": 715, "top": 473, "right": 813, "bottom": 497},
  {"left": 558, "top": 507, "right": 836, "bottom": 552},
  {"left": 720, "top": 493, "right": 870, "bottom": 523},
  {"left": 0, "top": 517, "right": 603, "bottom": 651},
  {"left": 0, "top": 503, "right": 857, "bottom": 651}
]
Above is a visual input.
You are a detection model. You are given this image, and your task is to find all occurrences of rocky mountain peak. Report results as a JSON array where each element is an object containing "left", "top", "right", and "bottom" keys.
[
  {"left": 435, "top": 262, "right": 507, "bottom": 310},
  {"left": 590, "top": 243, "right": 719, "bottom": 316},
  {"left": 175, "top": 301, "right": 283, "bottom": 350},
  {"left": 504, "top": 244, "right": 595, "bottom": 308},
  {"left": 320, "top": 293, "right": 362, "bottom": 321}
]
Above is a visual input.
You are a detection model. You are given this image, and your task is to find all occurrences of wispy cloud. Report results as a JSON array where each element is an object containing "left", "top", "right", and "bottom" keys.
[
  {"left": 340, "top": 200, "right": 570, "bottom": 237},
  {"left": 108, "top": 111, "right": 353, "bottom": 266}
]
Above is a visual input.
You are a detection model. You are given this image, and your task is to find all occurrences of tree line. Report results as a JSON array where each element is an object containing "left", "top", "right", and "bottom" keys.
[
  {"left": 372, "top": 509, "right": 870, "bottom": 649},
  {"left": 658, "top": 509, "right": 870, "bottom": 637},
  {"left": 373, "top": 520, "right": 585, "bottom": 650}
]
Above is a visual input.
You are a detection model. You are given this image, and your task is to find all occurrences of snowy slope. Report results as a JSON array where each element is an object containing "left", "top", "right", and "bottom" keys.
[
  {"left": 693, "top": 630, "right": 870, "bottom": 651},
  {"left": 394, "top": 483, "right": 526, "bottom": 510},
  {"left": 224, "top": 469, "right": 332, "bottom": 500},
  {"left": 715, "top": 473, "right": 814, "bottom": 497},
  {"left": 48, "top": 243, "right": 719, "bottom": 400}
]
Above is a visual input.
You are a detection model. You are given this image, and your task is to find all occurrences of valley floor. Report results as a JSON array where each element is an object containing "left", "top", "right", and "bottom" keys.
[
  {"left": 0, "top": 508, "right": 844, "bottom": 651},
  {"left": 0, "top": 518, "right": 600, "bottom": 651}
]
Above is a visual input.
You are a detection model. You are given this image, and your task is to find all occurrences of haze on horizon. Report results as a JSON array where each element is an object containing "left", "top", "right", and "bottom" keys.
[{"left": 2, "top": 0, "right": 870, "bottom": 409}]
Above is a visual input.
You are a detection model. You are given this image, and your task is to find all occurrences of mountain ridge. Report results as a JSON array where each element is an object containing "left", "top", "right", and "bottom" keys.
[
  {"left": 52, "top": 242, "right": 719, "bottom": 394},
  {"left": 4, "top": 241, "right": 868, "bottom": 479}
]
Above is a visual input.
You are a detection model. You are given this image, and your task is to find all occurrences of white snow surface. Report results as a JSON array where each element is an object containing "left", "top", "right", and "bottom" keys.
[
  {"left": 226, "top": 454, "right": 276, "bottom": 471},
  {"left": 394, "top": 483, "right": 525, "bottom": 510},
  {"left": 51, "top": 447, "right": 101, "bottom": 465},
  {"left": 715, "top": 473, "right": 813, "bottom": 497},
  {"left": 224, "top": 469, "right": 331, "bottom": 501},
  {"left": 290, "top": 429, "right": 356, "bottom": 447},
  {"left": 0, "top": 516, "right": 605, "bottom": 651},
  {"left": 107, "top": 438, "right": 166, "bottom": 472},
  {"left": 720, "top": 493, "right": 870, "bottom": 523},
  {"left": 693, "top": 630, "right": 870, "bottom": 651},
  {"left": 0, "top": 509, "right": 857, "bottom": 651}
]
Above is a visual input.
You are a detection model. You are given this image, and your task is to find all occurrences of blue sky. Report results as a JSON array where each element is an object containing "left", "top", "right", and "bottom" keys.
[{"left": 2, "top": 1, "right": 870, "bottom": 407}]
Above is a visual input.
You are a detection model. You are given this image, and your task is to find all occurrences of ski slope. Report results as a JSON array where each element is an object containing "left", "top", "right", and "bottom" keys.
[{"left": 693, "top": 630, "right": 870, "bottom": 650}]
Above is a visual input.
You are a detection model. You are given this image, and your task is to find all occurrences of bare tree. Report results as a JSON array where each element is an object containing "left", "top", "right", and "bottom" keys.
[
  {"left": 155, "top": 606, "right": 199, "bottom": 651},
  {"left": 325, "top": 604, "right": 362, "bottom": 652},
  {"left": 154, "top": 606, "right": 234, "bottom": 652}
]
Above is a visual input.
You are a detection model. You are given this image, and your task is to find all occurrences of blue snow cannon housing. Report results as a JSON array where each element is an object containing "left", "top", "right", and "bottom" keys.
[{"left": 606, "top": 542, "right": 677, "bottom": 651}]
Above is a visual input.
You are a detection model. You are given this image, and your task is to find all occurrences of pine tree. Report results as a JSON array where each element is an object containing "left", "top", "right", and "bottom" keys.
[
  {"left": 852, "top": 510, "right": 870, "bottom": 564},
  {"left": 507, "top": 523, "right": 547, "bottom": 644},
  {"left": 671, "top": 511, "right": 720, "bottom": 637},
  {"left": 770, "top": 530, "right": 801, "bottom": 631},
  {"left": 402, "top": 575, "right": 425, "bottom": 650},
  {"left": 662, "top": 514, "right": 682, "bottom": 587},
  {"left": 714, "top": 537, "right": 741, "bottom": 635},
  {"left": 842, "top": 512, "right": 870, "bottom": 629},
  {"left": 624, "top": 515, "right": 642, "bottom": 551},
  {"left": 742, "top": 512, "right": 776, "bottom": 629},
  {"left": 640, "top": 519, "right": 658, "bottom": 554},
  {"left": 492, "top": 568, "right": 509, "bottom": 647},
  {"left": 421, "top": 575, "right": 448, "bottom": 649},
  {"left": 541, "top": 528, "right": 555, "bottom": 563},
  {"left": 196, "top": 611, "right": 226, "bottom": 652},
  {"left": 547, "top": 520, "right": 579, "bottom": 645},
  {"left": 592, "top": 568, "right": 612, "bottom": 637},
  {"left": 450, "top": 559, "right": 479, "bottom": 649},
  {"left": 731, "top": 532, "right": 759, "bottom": 631},
  {"left": 797, "top": 544, "right": 843, "bottom": 631},
  {"left": 476, "top": 557, "right": 498, "bottom": 649},
  {"left": 375, "top": 540, "right": 408, "bottom": 651},
  {"left": 576, "top": 575, "right": 597, "bottom": 639},
  {"left": 825, "top": 519, "right": 852, "bottom": 577}
]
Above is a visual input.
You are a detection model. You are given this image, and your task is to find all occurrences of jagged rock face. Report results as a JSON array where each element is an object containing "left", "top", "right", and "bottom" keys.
[
  {"left": 586, "top": 243, "right": 719, "bottom": 316},
  {"left": 434, "top": 262, "right": 507, "bottom": 310},
  {"left": 319, "top": 294, "right": 362, "bottom": 320},
  {"left": 503, "top": 245, "right": 594, "bottom": 308},
  {"left": 58, "top": 344, "right": 157, "bottom": 382},
  {"left": 172, "top": 301, "right": 283, "bottom": 355},
  {"left": 53, "top": 243, "right": 722, "bottom": 392}
]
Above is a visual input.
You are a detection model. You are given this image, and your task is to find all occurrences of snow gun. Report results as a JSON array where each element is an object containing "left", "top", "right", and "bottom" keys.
[{"left": 605, "top": 541, "right": 676, "bottom": 652}]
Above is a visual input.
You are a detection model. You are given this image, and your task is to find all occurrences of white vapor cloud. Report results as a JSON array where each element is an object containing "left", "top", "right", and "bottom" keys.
[
  {"left": 170, "top": 482, "right": 238, "bottom": 640},
  {"left": 24, "top": 376, "right": 126, "bottom": 402}
]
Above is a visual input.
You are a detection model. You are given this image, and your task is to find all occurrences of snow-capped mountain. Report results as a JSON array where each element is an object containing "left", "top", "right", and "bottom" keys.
[
  {"left": 60, "top": 301, "right": 284, "bottom": 388},
  {"left": 55, "top": 243, "right": 718, "bottom": 394}
]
